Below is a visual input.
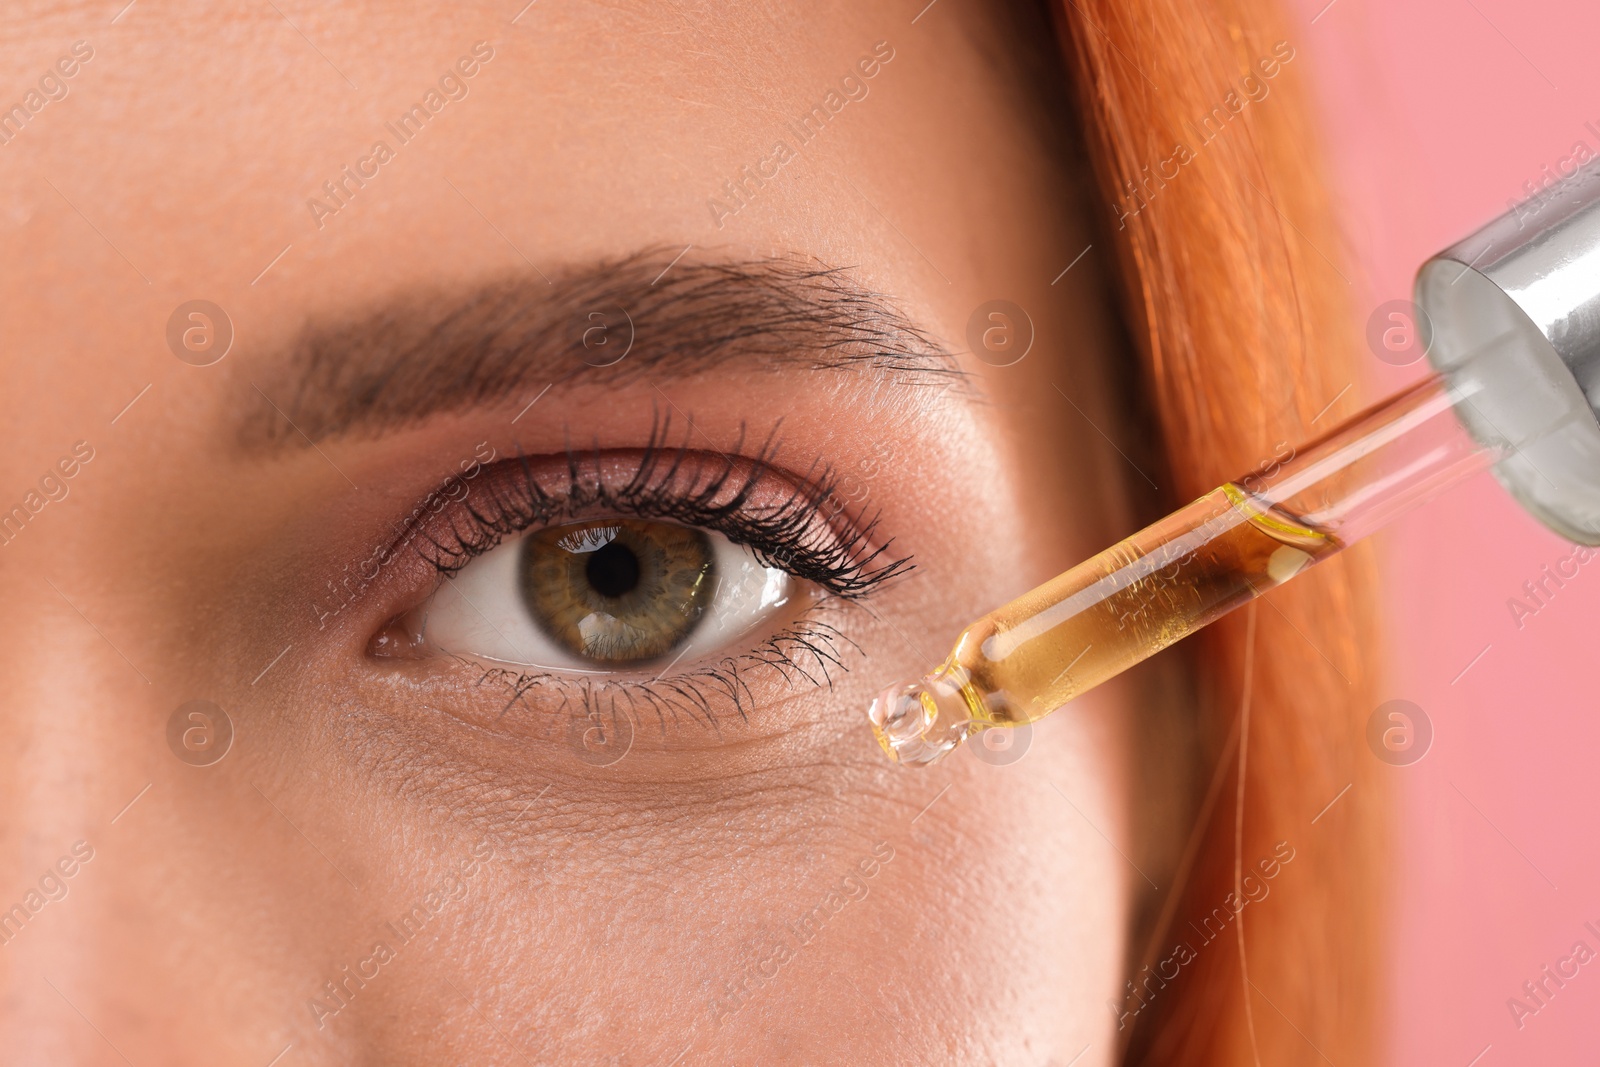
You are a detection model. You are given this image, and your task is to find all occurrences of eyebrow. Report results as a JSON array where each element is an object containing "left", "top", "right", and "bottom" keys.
[{"left": 245, "top": 250, "right": 966, "bottom": 447}]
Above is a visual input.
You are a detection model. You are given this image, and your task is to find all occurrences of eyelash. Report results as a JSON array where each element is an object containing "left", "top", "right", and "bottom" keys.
[
  {"left": 409, "top": 413, "right": 909, "bottom": 596},
  {"left": 392, "top": 414, "right": 911, "bottom": 728},
  {"left": 474, "top": 603, "right": 860, "bottom": 732}
]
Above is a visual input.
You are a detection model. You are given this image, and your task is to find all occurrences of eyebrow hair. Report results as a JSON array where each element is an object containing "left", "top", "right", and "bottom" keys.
[{"left": 246, "top": 250, "right": 966, "bottom": 446}]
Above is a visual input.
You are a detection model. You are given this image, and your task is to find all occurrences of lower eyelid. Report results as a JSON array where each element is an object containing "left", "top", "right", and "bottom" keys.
[{"left": 402, "top": 601, "right": 863, "bottom": 744}]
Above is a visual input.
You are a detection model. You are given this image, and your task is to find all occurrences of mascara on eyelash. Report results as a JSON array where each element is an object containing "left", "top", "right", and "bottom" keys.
[{"left": 409, "top": 415, "right": 911, "bottom": 602}]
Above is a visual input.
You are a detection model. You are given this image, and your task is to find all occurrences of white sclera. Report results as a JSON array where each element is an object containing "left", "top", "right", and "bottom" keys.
[{"left": 419, "top": 526, "right": 794, "bottom": 674}]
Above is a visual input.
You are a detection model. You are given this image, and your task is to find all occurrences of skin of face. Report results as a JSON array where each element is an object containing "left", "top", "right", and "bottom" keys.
[{"left": 0, "top": 1, "right": 1146, "bottom": 1063}]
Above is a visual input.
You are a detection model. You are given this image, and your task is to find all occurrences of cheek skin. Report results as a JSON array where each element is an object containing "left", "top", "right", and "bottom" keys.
[{"left": 230, "top": 657, "right": 1128, "bottom": 1064}]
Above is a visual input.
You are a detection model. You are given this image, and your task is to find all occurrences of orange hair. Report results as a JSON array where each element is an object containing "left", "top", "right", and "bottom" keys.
[{"left": 1052, "top": 1, "right": 1385, "bottom": 1063}]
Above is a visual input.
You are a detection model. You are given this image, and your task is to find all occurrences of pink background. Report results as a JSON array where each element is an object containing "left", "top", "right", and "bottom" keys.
[{"left": 1287, "top": 0, "right": 1600, "bottom": 1062}]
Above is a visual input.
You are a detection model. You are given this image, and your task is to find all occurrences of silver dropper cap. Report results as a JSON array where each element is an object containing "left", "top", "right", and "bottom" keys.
[{"left": 1416, "top": 161, "right": 1600, "bottom": 545}]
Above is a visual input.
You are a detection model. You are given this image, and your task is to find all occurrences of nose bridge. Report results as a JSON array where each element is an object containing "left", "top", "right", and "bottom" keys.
[{"left": 0, "top": 553, "right": 170, "bottom": 1057}]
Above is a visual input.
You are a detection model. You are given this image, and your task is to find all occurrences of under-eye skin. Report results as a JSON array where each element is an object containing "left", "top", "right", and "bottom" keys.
[{"left": 366, "top": 419, "right": 911, "bottom": 730}]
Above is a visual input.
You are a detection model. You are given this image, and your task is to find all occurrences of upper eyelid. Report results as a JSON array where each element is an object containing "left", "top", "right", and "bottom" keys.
[{"left": 392, "top": 427, "right": 912, "bottom": 600}]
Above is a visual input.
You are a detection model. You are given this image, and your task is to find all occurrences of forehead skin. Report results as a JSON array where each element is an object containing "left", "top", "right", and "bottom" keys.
[{"left": 0, "top": 2, "right": 1139, "bottom": 1064}]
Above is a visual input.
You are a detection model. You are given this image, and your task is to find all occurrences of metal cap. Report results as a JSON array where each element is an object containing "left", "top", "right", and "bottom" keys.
[{"left": 1416, "top": 160, "right": 1600, "bottom": 545}]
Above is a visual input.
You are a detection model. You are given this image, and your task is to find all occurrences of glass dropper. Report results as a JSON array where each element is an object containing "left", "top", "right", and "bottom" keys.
[
  {"left": 869, "top": 148, "right": 1600, "bottom": 765},
  {"left": 867, "top": 372, "right": 1505, "bottom": 765}
]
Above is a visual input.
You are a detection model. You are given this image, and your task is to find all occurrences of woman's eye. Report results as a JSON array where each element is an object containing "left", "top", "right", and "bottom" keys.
[{"left": 394, "top": 518, "right": 798, "bottom": 674}]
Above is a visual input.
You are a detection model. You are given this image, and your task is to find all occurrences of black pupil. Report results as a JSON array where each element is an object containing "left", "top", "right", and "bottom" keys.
[{"left": 586, "top": 541, "right": 641, "bottom": 598}]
